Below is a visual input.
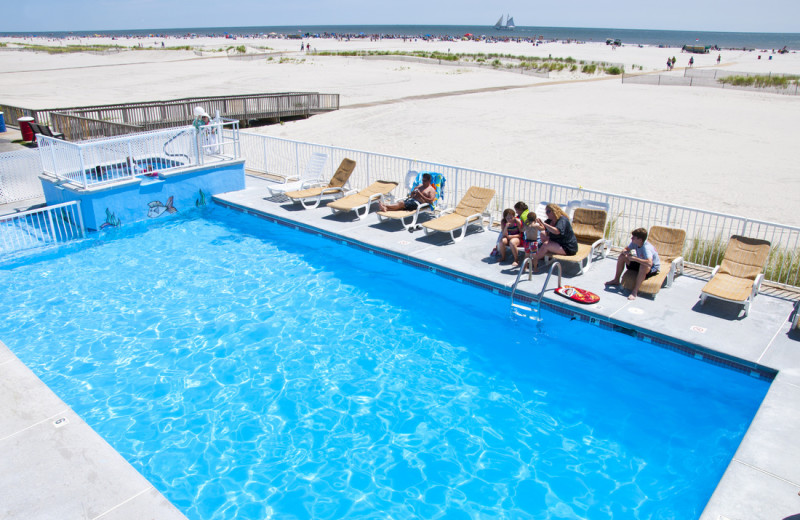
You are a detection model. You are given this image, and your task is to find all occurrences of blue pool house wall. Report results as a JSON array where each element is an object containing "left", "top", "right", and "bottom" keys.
[{"left": 40, "top": 160, "right": 246, "bottom": 231}]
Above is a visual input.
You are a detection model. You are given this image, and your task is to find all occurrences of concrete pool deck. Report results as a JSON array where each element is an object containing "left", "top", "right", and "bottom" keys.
[{"left": 1, "top": 175, "right": 799, "bottom": 519}]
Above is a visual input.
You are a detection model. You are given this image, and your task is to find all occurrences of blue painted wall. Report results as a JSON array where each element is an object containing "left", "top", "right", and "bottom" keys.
[{"left": 41, "top": 160, "right": 245, "bottom": 231}]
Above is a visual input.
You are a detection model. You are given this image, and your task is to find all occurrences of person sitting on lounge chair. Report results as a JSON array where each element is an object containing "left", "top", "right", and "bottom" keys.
[
  {"left": 531, "top": 203, "right": 578, "bottom": 272},
  {"left": 605, "top": 227, "right": 661, "bottom": 300},
  {"left": 379, "top": 172, "right": 436, "bottom": 212}
]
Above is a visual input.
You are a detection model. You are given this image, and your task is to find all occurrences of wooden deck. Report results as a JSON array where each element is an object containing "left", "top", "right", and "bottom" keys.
[{"left": 1, "top": 92, "right": 339, "bottom": 141}]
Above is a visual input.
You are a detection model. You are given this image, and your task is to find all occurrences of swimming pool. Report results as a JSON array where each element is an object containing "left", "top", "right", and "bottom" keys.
[{"left": 0, "top": 206, "right": 769, "bottom": 519}]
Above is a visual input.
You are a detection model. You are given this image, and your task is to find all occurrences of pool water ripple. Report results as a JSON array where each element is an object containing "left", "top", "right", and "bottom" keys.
[{"left": 0, "top": 207, "right": 769, "bottom": 519}]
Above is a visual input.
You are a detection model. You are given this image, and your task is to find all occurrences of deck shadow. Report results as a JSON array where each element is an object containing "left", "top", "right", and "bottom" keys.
[{"left": 689, "top": 299, "right": 747, "bottom": 321}]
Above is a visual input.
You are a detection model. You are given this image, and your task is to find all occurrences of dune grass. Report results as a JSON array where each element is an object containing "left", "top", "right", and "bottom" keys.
[
  {"left": 311, "top": 50, "right": 623, "bottom": 76},
  {"left": 718, "top": 74, "right": 800, "bottom": 89},
  {"left": 8, "top": 42, "right": 197, "bottom": 53},
  {"left": 11, "top": 43, "right": 127, "bottom": 54}
]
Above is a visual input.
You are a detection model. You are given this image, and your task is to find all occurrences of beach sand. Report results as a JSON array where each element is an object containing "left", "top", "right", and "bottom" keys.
[{"left": 2, "top": 35, "right": 799, "bottom": 225}]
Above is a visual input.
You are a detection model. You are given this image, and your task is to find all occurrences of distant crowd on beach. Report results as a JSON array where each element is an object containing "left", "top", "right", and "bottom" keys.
[{"left": 5, "top": 32, "right": 791, "bottom": 55}]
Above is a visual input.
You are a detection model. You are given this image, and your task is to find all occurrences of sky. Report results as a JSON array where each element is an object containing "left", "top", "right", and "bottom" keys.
[{"left": 2, "top": 0, "right": 799, "bottom": 34}]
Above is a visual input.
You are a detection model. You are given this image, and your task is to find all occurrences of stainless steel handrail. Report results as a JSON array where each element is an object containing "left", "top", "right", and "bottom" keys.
[
  {"left": 510, "top": 259, "right": 563, "bottom": 319},
  {"left": 537, "top": 262, "right": 563, "bottom": 308}
]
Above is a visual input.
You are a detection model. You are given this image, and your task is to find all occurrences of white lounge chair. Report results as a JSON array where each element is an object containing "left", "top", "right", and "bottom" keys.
[
  {"left": 266, "top": 152, "right": 328, "bottom": 197},
  {"left": 327, "top": 180, "right": 399, "bottom": 219}
]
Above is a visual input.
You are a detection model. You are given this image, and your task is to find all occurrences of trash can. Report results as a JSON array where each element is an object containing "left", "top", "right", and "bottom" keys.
[
  {"left": 0, "top": 112, "right": 6, "bottom": 133},
  {"left": 18, "top": 116, "right": 35, "bottom": 141}
]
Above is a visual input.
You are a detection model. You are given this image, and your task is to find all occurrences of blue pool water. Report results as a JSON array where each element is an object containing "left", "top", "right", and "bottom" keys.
[{"left": 0, "top": 207, "right": 769, "bottom": 519}]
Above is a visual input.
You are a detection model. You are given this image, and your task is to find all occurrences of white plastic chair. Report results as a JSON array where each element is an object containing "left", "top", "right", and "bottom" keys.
[{"left": 266, "top": 152, "right": 328, "bottom": 197}]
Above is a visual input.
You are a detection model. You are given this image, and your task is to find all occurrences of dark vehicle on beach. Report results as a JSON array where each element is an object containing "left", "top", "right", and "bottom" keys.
[
  {"left": 682, "top": 44, "right": 711, "bottom": 53},
  {"left": 606, "top": 38, "right": 622, "bottom": 46}
]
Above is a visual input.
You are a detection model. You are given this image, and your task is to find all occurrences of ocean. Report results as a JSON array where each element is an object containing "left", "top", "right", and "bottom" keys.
[{"left": 2, "top": 25, "right": 799, "bottom": 51}]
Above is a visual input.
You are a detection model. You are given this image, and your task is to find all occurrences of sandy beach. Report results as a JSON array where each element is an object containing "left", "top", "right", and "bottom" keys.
[{"left": 2, "top": 35, "right": 799, "bottom": 225}]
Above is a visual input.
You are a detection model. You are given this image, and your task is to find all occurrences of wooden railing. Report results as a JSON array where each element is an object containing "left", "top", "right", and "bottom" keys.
[
  {"left": 49, "top": 112, "right": 142, "bottom": 141},
  {"left": 1, "top": 92, "right": 340, "bottom": 140}
]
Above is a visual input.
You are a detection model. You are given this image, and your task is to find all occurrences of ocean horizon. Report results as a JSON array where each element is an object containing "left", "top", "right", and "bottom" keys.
[{"left": 2, "top": 25, "right": 799, "bottom": 50}]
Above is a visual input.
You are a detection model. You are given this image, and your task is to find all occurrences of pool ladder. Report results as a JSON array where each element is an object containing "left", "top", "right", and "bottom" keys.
[{"left": 510, "top": 259, "right": 562, "bottom": 321}]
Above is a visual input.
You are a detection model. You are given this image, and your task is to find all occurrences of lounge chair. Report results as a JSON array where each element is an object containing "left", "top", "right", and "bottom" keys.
[
  {"left": 621, "top": 225, "right": 686, "bottom": 298},
  {"left": 266, "top": 152, "right": 328, "bottom": 197},
  {"left": 376, "top": 171, "right": 446, "bottom": 229},
  {"left": 28, "top": 122, "right": 65, "bottom": 142},
  {"left": 700, "top": 235, "right": 771, "bottom": 317},
  {"left": 285, "top": 158, "right": 356, "bottom": 209},
  {"left": 421, "top": 186, "right": 495, "bottom": 242},
  {"left": 327, "top": 180, "right": 399, "bottom": 219},
  {"left": 546, "top": 208, "right": 608, "bottom": 275}
]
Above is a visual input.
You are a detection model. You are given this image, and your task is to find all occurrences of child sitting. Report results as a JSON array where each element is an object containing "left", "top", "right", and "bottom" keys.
[
  {"left": 522, "top": 212, "right": 543, "bottom": 263},
  {"left": 498, "top": 208, "right": 524, "bottom": 266}
]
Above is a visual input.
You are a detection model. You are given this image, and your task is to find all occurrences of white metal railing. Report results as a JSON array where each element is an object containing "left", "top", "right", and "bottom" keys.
[
  {"left": 0, "top": 201, "right": 85, "bottom": 257},
  {"left": 0, "top": 149, "right": 44, "bottom": 204},
  {"left": 240, "top": 132, "right": 800, "bottom": 288},
  {"left": 37, "top": 118, "right": 241, "bottom": 189}
]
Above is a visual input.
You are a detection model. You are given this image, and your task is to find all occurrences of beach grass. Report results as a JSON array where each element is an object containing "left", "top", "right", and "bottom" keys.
[
  {"left": 311, "top": 50, "right": 624, "bottom": 76},
  {"left": 6, "top": 42, "right": 199, "bottom": 53},
  {"left": 11, "top": 43, "right": 127, "bottom": 54},
  {"left": 681, "top": 236, "right": 799, "bottom": 284},
  {"left": 765, "top": 246, "right": 800, "bottom": 285},
  {"left": 718, "top": 74, "right": 800, "bottom": 89}
]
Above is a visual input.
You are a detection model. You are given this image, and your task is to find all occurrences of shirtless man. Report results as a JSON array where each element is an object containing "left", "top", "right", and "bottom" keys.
[{"left": 379, "top": 173, "right": 436, "bottom": 211}]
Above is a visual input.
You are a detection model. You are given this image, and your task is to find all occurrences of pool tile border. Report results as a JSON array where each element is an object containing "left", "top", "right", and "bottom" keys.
[{"left": 217, "top": 200, "right": 777, "bottom": 382}]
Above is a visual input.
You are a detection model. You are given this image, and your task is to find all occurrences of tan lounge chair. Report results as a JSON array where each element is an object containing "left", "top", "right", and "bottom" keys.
[
  {"left": 621, "top": 225, "right": 686, "bottom": 298},
  {"left": 700, "top": 235, "right": 771, "bottom": 317},
  {"left": 285, "top": 158, "right": 356, "bottom": 209},
  {"left": 420, "top": 186, "right": 495, "bottom": 242},
  {"left": 327, "top": 180, "right": 399, "bottom": 219},
  {"left": 546, "top": 208, "right": 608, "bottom": 275}
]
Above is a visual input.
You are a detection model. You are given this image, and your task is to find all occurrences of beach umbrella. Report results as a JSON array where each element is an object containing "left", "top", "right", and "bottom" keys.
[{"left": 464, "top": 33, "right": 473, "bottom": 37}]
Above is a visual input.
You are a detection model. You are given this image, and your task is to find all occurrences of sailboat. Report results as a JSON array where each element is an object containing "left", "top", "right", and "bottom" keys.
[{"left": 494, "top": 14, "right": 515, "bottom": 31}]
